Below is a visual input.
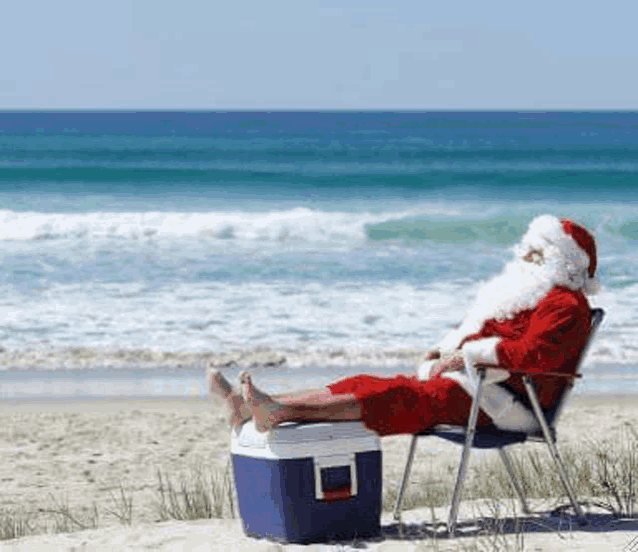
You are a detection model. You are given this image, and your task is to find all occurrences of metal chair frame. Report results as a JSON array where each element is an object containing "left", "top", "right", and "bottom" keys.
[{"left": 393, "top": 308, "right": 605, "bottom": 534}]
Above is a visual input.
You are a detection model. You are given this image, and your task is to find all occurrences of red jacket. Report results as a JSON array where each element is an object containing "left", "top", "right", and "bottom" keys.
[{"left": 461, "top": 286, "right": 592, "bottom": 410}]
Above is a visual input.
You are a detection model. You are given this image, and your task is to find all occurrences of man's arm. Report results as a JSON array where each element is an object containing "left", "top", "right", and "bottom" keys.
[
  {"left": 496, "top": 299, "right": 589, "bottom": 374},
  {"left": 462, "top": 291, "right": 590, "bottom": 374}
]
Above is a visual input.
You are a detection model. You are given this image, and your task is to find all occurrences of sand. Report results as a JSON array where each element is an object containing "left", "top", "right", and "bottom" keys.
[{"left": 2, "top": 392, "right": 638, "bottom": 551}]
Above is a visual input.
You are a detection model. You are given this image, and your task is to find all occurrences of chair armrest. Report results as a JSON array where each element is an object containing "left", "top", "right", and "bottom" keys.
[
  {"left": 510, "top": 370, "right": 581, "bottom": 379},
  {"left": 476, "top": 364, "right": 581, "bottom": 379}
]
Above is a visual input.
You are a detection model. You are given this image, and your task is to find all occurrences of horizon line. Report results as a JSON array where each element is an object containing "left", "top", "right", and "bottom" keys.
[{"left": 1, "top": 108, "right": 638, "bottom": 113}]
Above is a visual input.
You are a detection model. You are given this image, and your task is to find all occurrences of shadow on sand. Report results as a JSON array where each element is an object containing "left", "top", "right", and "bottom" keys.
[{"left": 382, "top": 505, "right": 638, "bottom": 543}]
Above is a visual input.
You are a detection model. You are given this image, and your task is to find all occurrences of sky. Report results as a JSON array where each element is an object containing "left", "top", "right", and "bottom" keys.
[{"left": 1, "top": 0, "right": 637, "bottom": 110}]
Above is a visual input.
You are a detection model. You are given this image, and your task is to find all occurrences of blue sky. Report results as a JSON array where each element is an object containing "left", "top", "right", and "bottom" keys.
[{"left": 2, "top": 0, "right": 637, "bottom": 109}]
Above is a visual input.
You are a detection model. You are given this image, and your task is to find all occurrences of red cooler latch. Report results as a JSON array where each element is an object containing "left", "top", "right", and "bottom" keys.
[{"left": 314, "top": 454, "right": 357, "bottom": 502}]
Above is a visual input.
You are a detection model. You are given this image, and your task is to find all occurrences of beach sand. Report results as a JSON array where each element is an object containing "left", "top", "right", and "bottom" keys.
[{"left": 2, "top": 392, "right": 638, "bottom": 551}]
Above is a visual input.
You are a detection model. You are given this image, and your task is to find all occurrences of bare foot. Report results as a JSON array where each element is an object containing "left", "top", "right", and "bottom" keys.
[
  {"left": 208, "top": 367, "right": 251, "bottom": 429},
  {"left": 240, "top": 372, "right": 289, "bottom": 432}
]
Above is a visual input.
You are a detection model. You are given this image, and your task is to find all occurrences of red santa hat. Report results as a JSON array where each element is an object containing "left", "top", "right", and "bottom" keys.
[{"left": 520, "top": 215, "right": 599, "bottom": 294}]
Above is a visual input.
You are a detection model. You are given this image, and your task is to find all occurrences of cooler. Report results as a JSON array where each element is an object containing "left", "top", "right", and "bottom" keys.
[{"left": 231, "top": 420, "right": 382, "bottom": 544}]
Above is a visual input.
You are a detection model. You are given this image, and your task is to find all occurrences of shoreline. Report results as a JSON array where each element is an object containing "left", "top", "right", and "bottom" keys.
[{"left": 1, "top": 360, "right": 636, "bottom": 401}]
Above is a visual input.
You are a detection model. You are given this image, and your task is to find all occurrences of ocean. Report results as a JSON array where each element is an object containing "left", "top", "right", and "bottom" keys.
[{"left": 0, "top": 111, "right": 636, "bottom": 399}]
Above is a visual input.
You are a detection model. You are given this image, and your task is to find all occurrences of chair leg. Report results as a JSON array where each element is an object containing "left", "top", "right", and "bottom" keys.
[
  {"left": 448, "top": 370, "right": 486, "bottom": 535},
  {"left": 393, "top": 434, "right": 419, "bottom": 522},
  {"left": 498, "top": 448, "right": 530, "bottom": 515},
  {"left": 522, "top": 377, "right": 586, "bottom": 522},
  {"left": 542, "top": 438, "right": 585, "bottom": 520},
  {"left": 447, "top": 439, "right": 471, "bottom": 536}
]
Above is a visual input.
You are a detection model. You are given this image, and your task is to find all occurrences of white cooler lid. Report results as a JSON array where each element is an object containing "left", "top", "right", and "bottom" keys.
[{"left": 231, "top": 420, "right": 380, "bottom": 460}]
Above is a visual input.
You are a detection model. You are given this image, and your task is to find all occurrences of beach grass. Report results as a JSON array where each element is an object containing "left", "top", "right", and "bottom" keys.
[
  {"left": 2, "top": 431, "right": 638, "bottom": 547},
  {"left": 0, "top": 507, "right": 36, "bottom": 541},
  {"left": 104, "top": 483, "right": 134, "bottom": 526},
  {"left": 41, "top": 494, "right": 100, "bottom": 534},
  {"left": 155, "top": 462, "right": 236, "bottom": 522},
  {"left": 0, "top": 496, "right": 100, "bottom": 541}
]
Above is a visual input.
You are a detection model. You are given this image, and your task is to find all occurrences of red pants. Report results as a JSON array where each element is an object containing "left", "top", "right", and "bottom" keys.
[{"left": 328, "top": 374, "right": 492, "bottom": 436}]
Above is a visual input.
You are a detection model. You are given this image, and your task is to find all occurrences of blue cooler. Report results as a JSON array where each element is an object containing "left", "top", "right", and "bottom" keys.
[{"left": 231, "top": 420, "right": 382, "bottom": 544}]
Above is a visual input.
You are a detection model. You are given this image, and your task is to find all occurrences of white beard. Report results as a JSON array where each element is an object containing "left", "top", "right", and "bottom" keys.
[{"left": 438, "top": 253, "right": 566, "bottom": 353}]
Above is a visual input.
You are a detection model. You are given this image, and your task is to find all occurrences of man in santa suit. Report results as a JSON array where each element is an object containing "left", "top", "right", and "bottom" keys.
[{"left": 210, "top": 215, "right": 599, "bottom": 436}]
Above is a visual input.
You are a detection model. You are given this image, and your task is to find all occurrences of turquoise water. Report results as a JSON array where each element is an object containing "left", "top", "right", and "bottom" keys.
[{"left": 0, "top": 111, "right": 636, "bottom": 396}]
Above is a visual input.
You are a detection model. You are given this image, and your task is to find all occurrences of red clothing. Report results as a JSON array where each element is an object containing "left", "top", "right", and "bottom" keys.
[
  {"left": 328, "top": 286, "right": 591, "bottom": 436},
  {"left": 329, "top": 374, "right": 493, "bottom": 436},
  {"left": 463, "top": 286, "right": 591, "bottom": 410}
]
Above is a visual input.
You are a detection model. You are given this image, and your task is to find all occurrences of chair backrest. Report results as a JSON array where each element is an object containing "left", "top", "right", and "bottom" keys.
[
  {"left": 545, "top": 307, "right": 605, "bottom": 426},
  {"left": 583, "top": 308, "right": 605, "bottom": 358}
]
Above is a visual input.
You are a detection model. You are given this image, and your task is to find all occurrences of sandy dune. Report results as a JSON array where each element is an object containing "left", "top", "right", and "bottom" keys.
[{"left": 2, "top": 393, "right": 638, "bottom": 550}]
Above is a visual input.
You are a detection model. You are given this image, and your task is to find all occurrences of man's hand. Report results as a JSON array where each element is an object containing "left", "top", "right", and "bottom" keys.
[
  {"left": 429, "top": 354, "right": 465, "bottom": 379},
  {"left": 423, "top": 350, "right": 441, "bottom": 361}
]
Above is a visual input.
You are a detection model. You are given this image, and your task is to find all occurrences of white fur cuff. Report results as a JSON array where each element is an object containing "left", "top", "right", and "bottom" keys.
[
  {"left": 462, "top": 337, "right": 502, "bottom": 366},
  {"left": 417, "top": 359, "right": 437, "bottom": 380}
]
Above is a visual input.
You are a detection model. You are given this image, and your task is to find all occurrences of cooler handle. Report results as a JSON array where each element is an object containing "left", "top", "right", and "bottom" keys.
[{"left": 313, "top": 454, "right": 357, "bottom": 501}]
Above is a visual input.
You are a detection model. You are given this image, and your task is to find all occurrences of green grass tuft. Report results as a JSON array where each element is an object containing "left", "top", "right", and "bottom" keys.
[{"left": 155, "top": 463, "right": 236, "bottom": 522}]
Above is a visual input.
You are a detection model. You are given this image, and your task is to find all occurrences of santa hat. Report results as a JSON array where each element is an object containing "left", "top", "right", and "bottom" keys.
[{"left": 519, "top": 215, "right": 600, "bottom": 294}]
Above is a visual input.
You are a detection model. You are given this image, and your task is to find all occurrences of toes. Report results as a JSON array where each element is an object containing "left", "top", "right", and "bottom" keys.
[
  {"left": 208, "top": 369, "right": 233, "bottom": 395},
  {"left": 239, "top": 371, "right": 251, "bottom": 386},
  {"left": 207, "top": 365, "right": 223, "bottom": 384}
]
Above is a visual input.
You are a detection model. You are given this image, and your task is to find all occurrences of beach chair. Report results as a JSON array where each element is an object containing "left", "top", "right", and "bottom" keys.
[{"left": 393, "top": 308, "right": 605, "bottom": 534}]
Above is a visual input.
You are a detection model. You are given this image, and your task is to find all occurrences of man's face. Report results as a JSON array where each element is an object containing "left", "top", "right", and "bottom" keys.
[{"left": 521, "top": 247, "right": 544, "bottom": 265}]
